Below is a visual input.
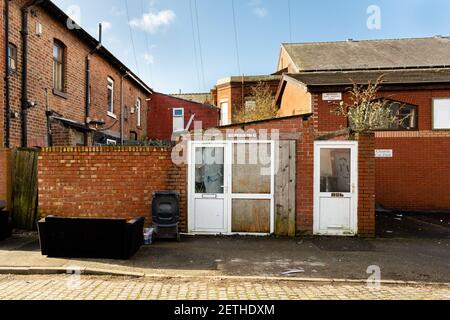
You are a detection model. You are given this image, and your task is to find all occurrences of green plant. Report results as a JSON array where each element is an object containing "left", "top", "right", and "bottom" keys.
[
  {"left": 234, "top": 82, "right": 277, "bottom": 123},
  {"left": 334, "top": 76, "right": 399, "bottom": 133}
]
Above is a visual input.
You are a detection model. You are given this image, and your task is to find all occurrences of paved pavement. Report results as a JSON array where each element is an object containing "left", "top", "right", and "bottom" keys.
[
  {"left": 0, "top": 274, "right": 449, "bottom": 300},
  {"left": 1, "top": 231, "right": 449, "bottom": 282}
]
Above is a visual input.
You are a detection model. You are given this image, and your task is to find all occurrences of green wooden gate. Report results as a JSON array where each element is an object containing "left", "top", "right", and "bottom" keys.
[{"left": 11, "top": 148, "right": 40, "bottom": 230}]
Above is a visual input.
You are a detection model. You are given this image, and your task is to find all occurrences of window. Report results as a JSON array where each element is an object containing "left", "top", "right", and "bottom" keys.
[
  {"left": 106, "top": 139, "right": 117, "bottom": 145},
  {"left": 129, "top": 131, "right": 138, "bottom": 141},
  {"left": 173, "top": 108, "right": 185, "bottom": 132},
  {"left": 53, "top": 41, "right": 65, "bottom": 92},
  {"left": 107, "top": 77, "right": 115, "bottom": 117},
  {"left": 244, "top": 98, "right": 256, "bottom": 112},
  {"left": 433, "top": 98, "right": 450, "bottom": 130},
  {"left": 376, "top": 101, "right": 418, "bottom": 130},
  {"left": 123, "top": 106, "right": 129, "bottom": 121},
  {"left": 136, "top": 98, "right": 142, "bottom": 127},
  {"left": 7, "top": 43, "right": 17, "bottom": 73},
  {"left": 220, "top": 101, "right": 229, "bottom": 126},
  {"left": 73, "top": 131, "right": 85, "bottom": 146}
]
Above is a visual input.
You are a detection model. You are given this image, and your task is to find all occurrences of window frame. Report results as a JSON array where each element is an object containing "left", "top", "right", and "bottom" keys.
[
  {"left": 432, "top": 98, "right": 450, "bottom": 130},
  {"left": 107, "top": 77, "right": 116, "bottom": 118},
  {"left": 7, "top": 43, "right": 17, "bottom": 73},
  {"left": 220, "top": 100, "right": 229, "bottom": 126},
  {"left": 52, "top": 40, "right": 66, "bottom": 94},
  {"left": 372, "top": 100, "right": 419, "bottom": 131},
  {"left": 172, "top": 107, "right": 185, "bottom": 133}
]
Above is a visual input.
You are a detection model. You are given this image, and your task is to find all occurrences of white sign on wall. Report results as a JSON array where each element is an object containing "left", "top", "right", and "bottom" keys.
[
  {"left": 375, "top": 149, "right": 393, "bottom": 158},
  {"left": 322, "top": 93, "right": 342, "bottom": 101}
]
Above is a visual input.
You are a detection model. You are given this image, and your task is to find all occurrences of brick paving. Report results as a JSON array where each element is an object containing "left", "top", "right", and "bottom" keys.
[{"left": 0, "top": 275, "right": 449, "bottom": 300}]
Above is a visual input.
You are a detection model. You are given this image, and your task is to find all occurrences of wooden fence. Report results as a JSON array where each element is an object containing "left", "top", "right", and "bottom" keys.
[{"left": 11, "top": 148, "right": 39, "bottom": 230}]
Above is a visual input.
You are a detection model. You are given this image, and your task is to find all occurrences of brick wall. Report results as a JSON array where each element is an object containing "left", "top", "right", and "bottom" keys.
[
  {"left": 148, "top": 93, "right": 220, "bottom": 141},
  {"left": 0, "top": 0, "right": 4, "bottom": 147},
  {"left": 0, "top": 148, "right": 12, "bottom": 208},
  {"left": 376, "top": 135, "right": 450, "bottom": 212},
  {"left": 5, "top": 0, "right": 149, "bottom": 147},
  {"left": 357, "top": 133, "right": 376, "bottom": 237},
  {"left": 38, "top": 147, "right": 187, "bottom": 230}
]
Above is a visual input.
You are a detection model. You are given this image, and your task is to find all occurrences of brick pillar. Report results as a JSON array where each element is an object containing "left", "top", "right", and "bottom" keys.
[
  {"left": 357, "top": 133, "right": 376, "bottom": 237},
  {"left": 0, "top": 148, "right": 12, "bottom": 209}
]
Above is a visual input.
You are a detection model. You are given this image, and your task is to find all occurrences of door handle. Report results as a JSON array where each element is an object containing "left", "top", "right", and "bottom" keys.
[{"left": 352, "top": 183, "right": 356, "bottom": 194}]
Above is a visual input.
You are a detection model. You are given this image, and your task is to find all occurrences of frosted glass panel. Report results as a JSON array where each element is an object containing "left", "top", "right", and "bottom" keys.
[
  {"left": 320, "top": 149, "right": 351, "bottom": 193},
  {"left": 195, "top": 147, "right": 224, "bottom": 194}
]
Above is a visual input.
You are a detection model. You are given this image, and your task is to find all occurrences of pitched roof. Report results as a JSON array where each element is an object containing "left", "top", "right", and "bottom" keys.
[
  {"left": 286, "top": 68, "right": 450, "bottom": 87},
  {"left": 40, "top": 1, "right": 152, "bottom": 94},
  {"left": 282, "top": 37, "right": 450, "bottom": 72}
]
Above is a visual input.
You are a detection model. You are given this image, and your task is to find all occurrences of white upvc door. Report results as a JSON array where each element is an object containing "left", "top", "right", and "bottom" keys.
[
  {"left": 189, "top": 142, "right": 229, "bottom": 234},
  {"left": 314, "top": 141, "right": 358, "bottom": 236}
]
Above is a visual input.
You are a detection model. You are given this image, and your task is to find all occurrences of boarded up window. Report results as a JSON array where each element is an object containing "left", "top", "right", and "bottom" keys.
[
  {"left": 232, "top": 199, "right": 270, "bottom": 233},
  {"left": 232, "top": 143, "right": 271, "bottom": 194}
]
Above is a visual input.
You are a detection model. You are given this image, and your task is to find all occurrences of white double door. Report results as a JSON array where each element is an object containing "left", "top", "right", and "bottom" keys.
[
  {"left": 188, "top": 141, "right": 274, "bottom": 235},
  {"left": 314, "top": 142, "right": 358, "bottom": 236}
]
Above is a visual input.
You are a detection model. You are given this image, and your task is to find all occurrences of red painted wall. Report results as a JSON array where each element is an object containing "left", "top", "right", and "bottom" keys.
[{"left": 148, "top": 93, "right": 220, "bottom": 141}]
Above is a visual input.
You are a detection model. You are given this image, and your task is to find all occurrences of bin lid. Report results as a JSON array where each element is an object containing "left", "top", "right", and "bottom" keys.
[{"left": 152, "top": 191, "right": 180, "bottom": 198}]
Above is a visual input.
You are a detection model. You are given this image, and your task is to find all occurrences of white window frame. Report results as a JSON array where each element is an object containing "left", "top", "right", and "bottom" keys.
[
  {"left": 106, "top": 139, "right": 117, "bottom": 145},
  {"left": 432, "top": 98, "right": 450, "bottom": 130},
  {"left": 136, "top": 98, "right": 142, "bottom": 127},
  {"left": 173, "top": 108, "right": 185, "bottom": 132},
  {"left": 220, "top": 100, "right": 229, "bottom": 126},
  {"left": 107, "top": 77, "right": 116, "bottom": 118}
]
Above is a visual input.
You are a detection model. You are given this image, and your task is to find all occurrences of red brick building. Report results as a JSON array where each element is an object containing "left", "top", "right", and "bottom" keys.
[
  {"left": 1, "top": 0, "right": 152, "bottom": 148},
  {"left": 275, "top": 37, "right": 450, "bottom": 213},
  {"left": 148, "top": 92, "right": 220, "bottom": 141},
  {"left": 212, "top": 75, "right": 281, "bottom": 125}
]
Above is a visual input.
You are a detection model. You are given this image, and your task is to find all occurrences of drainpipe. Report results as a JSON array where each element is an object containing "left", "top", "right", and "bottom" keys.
[
  {"left": 20, "top": 0, "right": 44, "bottom": 148},
  {"left": 85, "top": 24, "right": 102, "bottom": 144},
  {"left": 44, "top": 88, "right": 52, "bottom": 146},
  {"left": 120, "top": 71, "right": 130, "bottom": 145},
  {"left": 4, "top": 0, "right": 10, "bottom": 147}
]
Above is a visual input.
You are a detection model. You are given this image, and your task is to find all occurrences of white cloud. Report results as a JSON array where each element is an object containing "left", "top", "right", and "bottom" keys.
[
  {"left": 143, "top": 53, "right": 155, "bottom": 65},
  {"left": 248, "top": 0, "right": 268, "bottom": 18},
  {"left": 101, "top": 21, "right": 112, "bottom": 32},
  {"left": 129, "top": 9, "right": 175, "bottom": 34}
]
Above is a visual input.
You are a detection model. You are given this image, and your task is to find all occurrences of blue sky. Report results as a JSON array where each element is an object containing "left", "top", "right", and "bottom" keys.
[{"left": 52, "top": 0, "right": 450, "bottom": 93}]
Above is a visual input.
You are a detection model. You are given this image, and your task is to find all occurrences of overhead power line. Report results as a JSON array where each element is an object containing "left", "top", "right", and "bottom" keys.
[
  {"left": 140, "top": 0, "right": 154, "bottom": 86},
  {"left": 288, "top": 0, "right": 293, "bottom": 42},
  {"left": 124, "top": 0, "right": 140, "bottom": 76},
  {"left": 193, "top": 0, "right": 206, "bottom": 91},
  {"left": 189, "top": 0, "right": 202, "bottom": 92},
  {"left": 231, "top": 0, "right": 241, "bottom": 76}
]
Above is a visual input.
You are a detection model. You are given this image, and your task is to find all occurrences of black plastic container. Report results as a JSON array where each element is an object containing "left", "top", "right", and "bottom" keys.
[
  {"left": 152, "top": 191, "right": 180, "bottom": 240},
  {"left": 0, "top": 200, "right": 12, "bottom": 241}
]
